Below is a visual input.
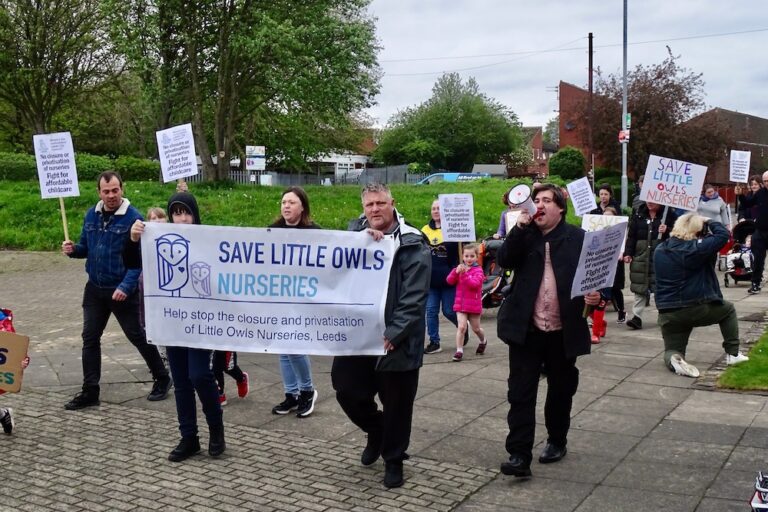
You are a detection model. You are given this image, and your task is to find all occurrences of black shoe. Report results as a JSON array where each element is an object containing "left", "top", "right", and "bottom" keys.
[
  {"left": 361, "top": 433, "right": 382, "bottom": 466},
  {"left": 64, "top": 392, "right": 100, "bottom": 411},
  {"left": 626, "top": 316, "right": 642, "bottom": 330},
  {"left": 538, "top": 442, "right": 567, "bottom": 464},
  {"left": 296, "top": 389, "right": 318, "bottom": 418},
  {"left": 617, "top": 310, "right": 626, "bottom": 323},
  {"left": 272, "top": 393, "right": 299, "bottom": 415},
  {"left": 500, "top": 456, "right": 532, "bottom": 477},
  {"left": 383, "top": 462, "right": 404, "bottom": 488},
  {"left": 168, "top": 436, "right": 201, "bottom": 462},
  {"left": 208, "top": 425, "right": 226, "bottom": 457},
  {"left": 147, "top": 376, "right": 172, "bottom": 401},
  {"left": 748, "top": 284, "right": 761, "bottom": 294},
  {"left": 424, "top": 342, "right": 442, "bottom": 354}
]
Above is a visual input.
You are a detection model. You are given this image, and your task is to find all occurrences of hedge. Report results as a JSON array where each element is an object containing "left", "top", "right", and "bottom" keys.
[{"left": 0, "top": 151, "right": 160, "bottom": 181}]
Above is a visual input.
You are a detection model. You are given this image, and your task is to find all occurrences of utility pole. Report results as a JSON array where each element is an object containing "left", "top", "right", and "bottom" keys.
[
  {"left": 620, "top": 0, "right": 629, "bottom": 208},
  {"left": 588, "top": 32, "right": 594, "bottom": 190}
]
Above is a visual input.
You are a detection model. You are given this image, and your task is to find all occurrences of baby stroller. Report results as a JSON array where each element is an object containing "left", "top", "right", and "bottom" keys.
[
  {"left": 723, "top": 219, "right": 755, "bottom": 288},
  {"left": 478, "top": 237, "right": 511, "bottom": 308}
]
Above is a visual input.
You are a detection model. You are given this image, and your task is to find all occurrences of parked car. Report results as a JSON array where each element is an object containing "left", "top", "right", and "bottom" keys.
[{"left": 415, "top": 172, "right": 491, "bottom": 185}]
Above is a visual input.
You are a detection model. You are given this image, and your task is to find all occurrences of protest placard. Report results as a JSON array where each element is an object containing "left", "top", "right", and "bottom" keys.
[
  {"left": 581, "top": 214, "right": 629, "bottom": 254},
  {"left": 730, "top": 150, "right": 751, "bottom": 183},
  {"left": 639, "top": 155, "right": 707, "bottom": 212},
  {"left": 0, "top": 331, "right": 30, "bottom": 393},
  {"left": 571, "top": 222, "right": 627, "bottom": 298},
  {"left": 156, "top": 123, "right": 198, "bottom": 182},
  {"left": 566, "top": 177, "right": 597, "bottom": 217},
  {"left": 34, "top": 132, "right": 79, "bottom": 199},
  {"left": 141, "top": 224, "right": 393, "bottom": 355},
  {"left": 438, "top": 194, "right": 476, "bottom": 242}
]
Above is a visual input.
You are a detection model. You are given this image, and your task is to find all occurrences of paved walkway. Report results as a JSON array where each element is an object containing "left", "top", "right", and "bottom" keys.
[{"left": 1, "top": 251, "right": 767, "bottom": 511}]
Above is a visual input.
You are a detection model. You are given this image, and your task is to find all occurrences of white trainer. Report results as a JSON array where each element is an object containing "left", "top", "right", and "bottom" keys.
[
  {"left": 726, "top": 352, "right": 750, "bottom": 365},
  {"left": 670, "top": 354, "right": 700, "bottom": 378}
]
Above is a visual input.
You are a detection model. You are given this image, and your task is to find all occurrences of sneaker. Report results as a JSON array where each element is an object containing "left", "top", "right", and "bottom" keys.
[
  {"left": 272, "top": 393, "right": 299, "bottom": 415},
  {"left": 424, "top": 342, "right": 442, "bottom": 355},
  {"left": 64, "top": 392, "right": 100, "bottom": 411},
  {"left": 670, "top": 354, "right": 700, "bottom": 378},
  {"left": 237, "top": 372, "right": 250, "bottom": 399},
  {"left": 475, "top": 341, "right": 487, "bottom": 355},
  {"left": 748, "top": 284, "right": 761, "bottom": 295},
  {"left": 296, "top": 389, "right": 318, "bottom": 418},
  {"left": 147, "top": 376, "right": 172, "bottom": 401},
  {"left": 591, "top": 334, "right": 600, "bottom": 344},
  {"left": 0, "top": 408, "right": 13, "bottom": 435},
  {"left": 617, "top": 310, "right": 626, "bottom": 323},
  {"left": 219, "top": 393, "right": 227, "bottom": 406},
  {"left": 726, "top": 352, "right": 749, "bottom": 365},
  {"left": 452, "top": 351, "right": 463, "bottom": 362},
  {"left": 626, "top": 316, "right": 643, "bottom": 330}
]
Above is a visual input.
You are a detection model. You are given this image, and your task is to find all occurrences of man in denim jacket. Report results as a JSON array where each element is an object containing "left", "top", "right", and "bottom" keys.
[{"left": 61, "top": 171, "right": 171, "bottom": 410}]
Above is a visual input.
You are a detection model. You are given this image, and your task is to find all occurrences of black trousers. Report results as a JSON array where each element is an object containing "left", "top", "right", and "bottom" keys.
[
  {"left": 331, "top": 356, "right": 419, "bottom": 464},
  {"left": 212, "top": 351, "right": 245, "bottom": 394},
  {"left": 505, "top": 329, "right": 578, "bottom": 465},
  {"left": 751, "top": 229, "right": 767, "bottom": 287},
  {"left": 81, "top": 281, "right": 168, "bottom": 394}
]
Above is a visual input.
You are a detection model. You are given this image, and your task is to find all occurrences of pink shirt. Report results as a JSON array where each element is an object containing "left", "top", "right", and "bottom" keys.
[{"left": 532, "top": 242, "right": 562, "bottom": 331}]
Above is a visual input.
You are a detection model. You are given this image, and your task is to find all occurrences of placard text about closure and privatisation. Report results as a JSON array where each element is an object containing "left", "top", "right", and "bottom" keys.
[
  {"left": 33, "top": 132, "right": 80, "bottom": 199},
  {"left": 156, "top": 123, "right": 198, "bottom": 182},
  {"left": 438, "top": 194, "right": 476, "bottom": 242},
  {"left": 571, "top": 222, "right": 627, "bottom": 298},
  {"left": 141, "top": 224, "right": 393, "bottom": 355},
  {"left": 639, "top": 155, "right": 707, "bottom": 212}
]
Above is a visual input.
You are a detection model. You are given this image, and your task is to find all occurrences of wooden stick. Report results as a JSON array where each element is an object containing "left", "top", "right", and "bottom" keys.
[{"left": 59, "top": 197, "right": 69, "bottom": 241}]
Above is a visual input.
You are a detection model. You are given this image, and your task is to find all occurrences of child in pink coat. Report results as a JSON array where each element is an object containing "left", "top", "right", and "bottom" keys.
[{"left": 446, "top": 244, "right": 487, "bottom": 361}]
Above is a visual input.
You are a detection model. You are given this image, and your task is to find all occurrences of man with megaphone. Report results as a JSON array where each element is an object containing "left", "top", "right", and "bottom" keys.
[{"left": 496, "top": 183, "right": 600, "bottom": 478}]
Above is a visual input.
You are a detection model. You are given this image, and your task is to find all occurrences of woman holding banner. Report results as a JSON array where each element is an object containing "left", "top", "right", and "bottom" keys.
[
  {"left": 268, "top": 187, "right": 320, "bottom": 418},
  {"left": 623, "top": 202, "right": 678, "bottom": 330}
]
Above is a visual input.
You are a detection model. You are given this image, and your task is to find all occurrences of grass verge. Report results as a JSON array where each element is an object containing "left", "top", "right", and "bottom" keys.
[{"left": 718, "top": 331, "right": 768, "bottom": 391}]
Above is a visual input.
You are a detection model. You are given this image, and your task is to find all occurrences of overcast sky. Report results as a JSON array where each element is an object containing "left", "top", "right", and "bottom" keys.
[{"left": 365, "top": 1, "right": 768, "bottom": 131}]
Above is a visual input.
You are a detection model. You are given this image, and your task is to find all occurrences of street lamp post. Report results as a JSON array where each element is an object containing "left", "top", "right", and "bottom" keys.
[{"left": 620, "top": 0, "right": 629, "bottom": 209}]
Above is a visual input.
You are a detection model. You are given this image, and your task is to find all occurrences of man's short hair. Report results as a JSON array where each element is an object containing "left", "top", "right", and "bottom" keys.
[
  {"left": 532, "top": 183, "right": 567, "bottom": 216},
  {"left": 97, "top": 171, "right": 123, "bottom": 188},
  {"left": 361, "top": 183, "right": 392, "bottom": 201},
  {"left": 670, "top": 212, "right": 706, "bottom": 241}
]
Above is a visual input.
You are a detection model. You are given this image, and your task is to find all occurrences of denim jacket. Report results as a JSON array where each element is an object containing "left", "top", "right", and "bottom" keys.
[{"left": 68, "top": 199, "right": 143, "bottom": 295}]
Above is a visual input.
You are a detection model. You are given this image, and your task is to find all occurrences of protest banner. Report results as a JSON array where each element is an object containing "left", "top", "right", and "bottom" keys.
[
  {"left": 438, "top": 194, "right": 476, "bottom": 242},
  {"left": 141, "top": 224, "right": 393, "bottom": 355},
  {"left": 639, "top": 155, "right": 707, "bottom": 212},
  {"left": 571, "top": 222, "right": 627, "bottom": 298},
  {"left": 581, "top": 214, "right": 629, "bottom": 254},
  {"left": 156, "top": 123, "right": 198, "bottom": 182},
  {"left": 730, "top": 150, "right": 751, "bottom": 183},
  {"left": 0, "top": 331, "right": 30, "bottom": 393},
  {"left": 33, "top": 132, "right": 80, "bottom": 240},
  {"left": 566, "top": 177, "right": 597, "bottom": 217}
]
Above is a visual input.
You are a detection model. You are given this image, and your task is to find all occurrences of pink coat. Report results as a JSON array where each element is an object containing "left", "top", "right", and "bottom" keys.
[{"left": 446, "top": 264, "right": 484, "bottom": 314}]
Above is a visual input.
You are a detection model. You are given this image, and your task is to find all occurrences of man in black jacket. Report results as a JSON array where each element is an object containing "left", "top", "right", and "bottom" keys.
[
  {"left": 331, "top": 183, "right": 431, "bottom": 489},
  {"left": 496, "top": 184, "right": 600, "bottom": 478},
  {"left": 735, "top": 170, "right": 768, "bottom": 294}
]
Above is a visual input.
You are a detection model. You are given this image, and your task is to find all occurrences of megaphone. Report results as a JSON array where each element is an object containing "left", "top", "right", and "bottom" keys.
[{"left": 507, "top": 184, "right": 537, "bottom": 216}]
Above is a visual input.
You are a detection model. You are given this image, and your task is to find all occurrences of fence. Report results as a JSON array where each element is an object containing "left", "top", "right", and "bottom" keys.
[{"left": 181, "top": 165, "right": 426, "bottom": 186}]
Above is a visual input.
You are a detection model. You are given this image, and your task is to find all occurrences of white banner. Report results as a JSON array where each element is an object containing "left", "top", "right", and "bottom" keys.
[
  {"left": 156, "top": 123, "right": 198, "bottom": 182},
  {"left": 581, "top": 214, "right": 629, "bottom": 255},
  {"left": 571, "top": 222, "right": 627, "bottom": 298},
  {"left": 438, "top": 193, "right": 476, "bottom": 242},
  {"left": 33, "top": 132, "right": 80, "bottom": 199},
  {"left": 729, "top": 150, "right": 751, "bottom": 183},
  {"left": 140, "top": 224, "right": 393, "bottom": 355},
  {"left": 640, "top": 155, "right": 707, "bottom": 212},
  {"left": 566, "top": 177, "right": 597, "bottom": 217}
]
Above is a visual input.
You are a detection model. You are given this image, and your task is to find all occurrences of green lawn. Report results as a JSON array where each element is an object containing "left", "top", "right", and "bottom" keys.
[
  {"left": 0, "top": 178, "right": 581, "bottom": 251},
  {"left": 718, "top": 333, "right": 768, "bottom": 391}
]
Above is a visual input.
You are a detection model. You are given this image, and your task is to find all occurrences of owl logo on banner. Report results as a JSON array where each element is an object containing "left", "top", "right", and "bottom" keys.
[
  {"left": 190, "top": 262, "right": 212, "bottom": 298},
  {"left": 155, "top": 233, "right": 191, "bottom": 296}
]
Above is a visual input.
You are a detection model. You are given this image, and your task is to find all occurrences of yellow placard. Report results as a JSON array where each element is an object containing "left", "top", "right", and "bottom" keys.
[{"left": 0, "top": 331, "right": 30, "bottom": 393}]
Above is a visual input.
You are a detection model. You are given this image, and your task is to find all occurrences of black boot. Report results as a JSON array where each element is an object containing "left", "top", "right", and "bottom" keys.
[
  {"left": 361, "top": 432, "right": 382, "bottom": 466},
  {"left": 209, "top": 424, "right": 226, "bottom": 457},
  {"left": 168, "top": 436, "right": 200, "bottom": 462},
  {"left": 383, "top": 462, "right": 404, "bottom": 488}
]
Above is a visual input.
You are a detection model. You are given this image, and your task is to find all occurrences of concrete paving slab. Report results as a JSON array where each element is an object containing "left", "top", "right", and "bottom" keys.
[
  {"left": 469, "top": 475, "right": 594, "bottom": 512},
  {"left": 607, "top": 382, "right": 694, "bottom": 404},
  {"left": 573, "top": 486, "right": 698, "bottom": 512},
  {"left": 625, "top": 437, "right": 733, "bottom": 467},
  {"left": 571, "top": 410, "right": 662, "bottom": 437},
  {"left": 739, "top": 426, "right": 768, "bottom": 448},
  {"left": 565, "top": 429, "right": 642, "bottom": 460},
  {"left": 704, "top": 467, "right": 757, "bottom": 500},
  {"left": 603, "top": 460, "right": 720, "bottom": 495},
  {"left": 725, "top": 446, "right": 768, "bottom": 473},
  {"left": 584, "top": 394, "right": 675, "bottom": 418},
  {"left": 695, "top": 497, "right": 752, "bottom": 512},
  {"left": 649, "top": 419, "right": 747, "bottom": 446}
]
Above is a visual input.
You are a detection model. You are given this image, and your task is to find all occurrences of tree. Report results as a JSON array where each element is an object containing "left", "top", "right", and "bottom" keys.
[
  {"left": 0, "top": 0, "right": 118, "bottom": 135},
  {"left": 374, "top": 73, "right": 524, "bottom": 171},
  {"left": 543, "top": 116, "right": 559, "bottom": 147},
  {"left": 548, "top": 146, "right": 585, "bottom": 180},
  {"left": 109, "top": 0, "right": 380, "bottom": 180},
  {"left": 585, "top": 49, "right": 731, "bottom": 173}
]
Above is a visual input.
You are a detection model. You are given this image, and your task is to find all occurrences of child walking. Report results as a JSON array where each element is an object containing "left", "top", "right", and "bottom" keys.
[{"left": 446, "top": 244, "right": 487, "bottom": 361}]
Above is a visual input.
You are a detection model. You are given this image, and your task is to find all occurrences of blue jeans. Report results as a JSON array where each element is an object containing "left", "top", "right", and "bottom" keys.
[
  {"left": 279, "top": 354, "right": 314, "bottom": 395},
  {"left": 425, "top": 286, "right": 458, "bottom": 345},
  {"left": 166, "top": 346, "right": 222, "bottom": 438}
]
